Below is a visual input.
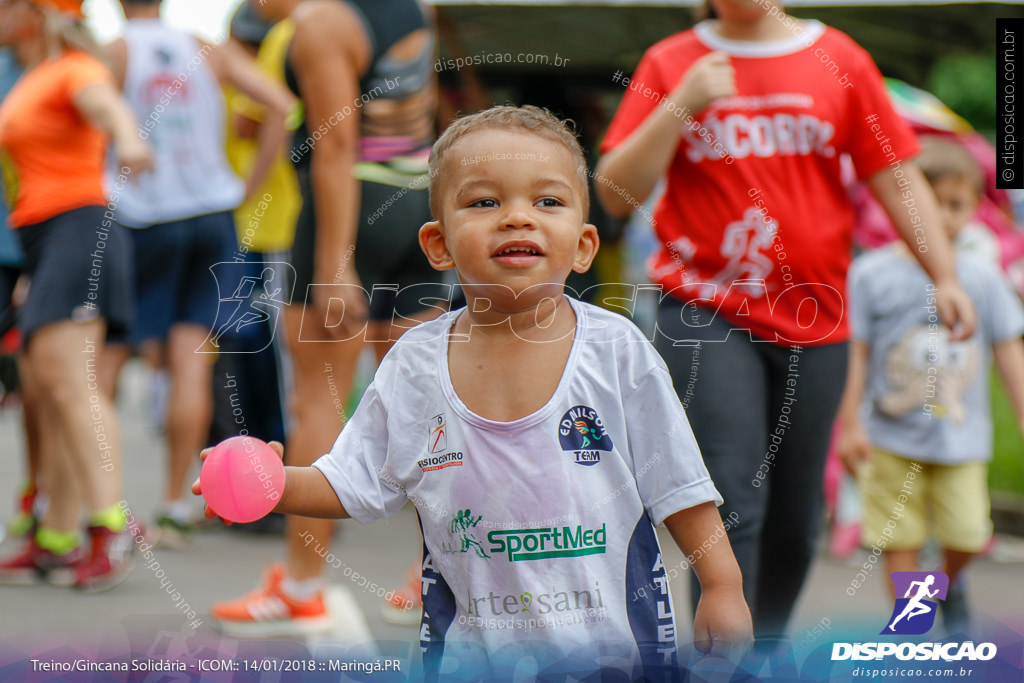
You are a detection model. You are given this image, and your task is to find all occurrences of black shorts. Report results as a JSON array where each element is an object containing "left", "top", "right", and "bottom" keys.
[
  {"left": 126, "top": 211, "right": 238, "bottom": 344},
  {"left": 17, "top": 205, "right": 133, "bottom": 344},
  {"left": 289, "top": 168, "right": 449, "bottom": 321}
]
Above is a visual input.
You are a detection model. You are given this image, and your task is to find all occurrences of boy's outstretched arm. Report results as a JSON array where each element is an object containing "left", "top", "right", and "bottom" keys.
[
  {"left": 191, "top": 442, "right": 350, "bottom": 521},
  {"left": 993, "top": 336, "right": 1024, "bottom": 436},
  {"left": 664, "top": 501, "right": 753, "bottom": 657},
  {"left": 274, "top": 466, "right": 350, "bottom": 519}
]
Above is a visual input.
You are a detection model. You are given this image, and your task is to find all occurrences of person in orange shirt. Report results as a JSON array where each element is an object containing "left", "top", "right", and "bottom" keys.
[{"left": 0, "top": 0, "right": 151, "bottom": 591}]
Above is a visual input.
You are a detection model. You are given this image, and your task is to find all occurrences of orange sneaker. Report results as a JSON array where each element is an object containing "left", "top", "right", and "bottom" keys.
[
  {"left": 211, "top": 564, "right": 332, "bottom": 637},
  {"left": 380, "top": 565, "right": 422, "bottom": 626}
]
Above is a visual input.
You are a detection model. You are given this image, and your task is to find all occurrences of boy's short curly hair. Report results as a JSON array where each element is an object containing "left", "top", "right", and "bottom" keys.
[
  {"left": 428, "top": 105, "right": 590, "bottom": 218},
  {"left": 916, "top": 136, "right": 984, "bottom": 197}
]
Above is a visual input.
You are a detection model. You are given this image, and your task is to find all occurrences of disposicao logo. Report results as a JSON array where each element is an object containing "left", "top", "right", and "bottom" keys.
[
  {"left": 882, "top": 571, "right": 947, "bottom": 635},
  {"left": 831, "top": 571, "right": 996, "bottom": 663}
]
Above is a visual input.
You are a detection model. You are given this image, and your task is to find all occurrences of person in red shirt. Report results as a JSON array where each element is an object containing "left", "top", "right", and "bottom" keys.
[
  {"left": 0, "top": 0, "right": 150, "bottom": 591},
  {"left": 598, "top": 0, "right": 975, "bottom": 638}
]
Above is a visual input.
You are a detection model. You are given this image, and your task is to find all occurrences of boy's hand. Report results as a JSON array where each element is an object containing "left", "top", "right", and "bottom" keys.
[
  {"left": 669, "top": 51, "right": 736, "bottom": 116},
  {"left": 838, "top": 423, "right": 873, "bottom": 477},
  {"left": 693, "top": 583, "right": 753, "bottom": 659},
  {"left": 933, "top": 279, "right": 976, "bottom": 342},
  {"left": 191, "top": 440, "right": 286, "bottom": 525}
]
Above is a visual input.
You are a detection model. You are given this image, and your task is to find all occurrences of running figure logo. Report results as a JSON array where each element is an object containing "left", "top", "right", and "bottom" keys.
[
  {"left": 881, "top": 571, "right": 949, "bottom": 635},
  {"left": 203, "top": 262, "right": 294, "bottom": 353},
  {"left": 428, "top": 414, "right": 447, "bottom": 454},
  {"left": 442, "top": 509, "right": 489, "bottom": 559}
]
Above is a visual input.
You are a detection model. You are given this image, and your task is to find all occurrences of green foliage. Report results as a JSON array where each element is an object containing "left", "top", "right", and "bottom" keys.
[
  {"left": 928, "top": 53, "right": 997, "bottom": 133},
  {"left": 990, "top": 368, "right": 1024, "bottom": 497}
]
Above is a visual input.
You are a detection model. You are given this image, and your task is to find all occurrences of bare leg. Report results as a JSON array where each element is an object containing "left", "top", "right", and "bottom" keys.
[
  {"left": 26, "top": 320, "right": 122, "bottom": 513},
  {"left": 941, "top": 549, "right": 975, "bottom": 586},
  {"left": 283, "top": 305, "right": 363, "bottom": 581},
  {"left": 163, "top": 324, "right": 215, "bottom": 505},
  {"left": 17, "top": 356, "right": 42, "bottom": 488},
  {"left": 38, "top": 406, "right": 82, "bottom": 534},
  {"left": 98, "top": 343, "right": 131, "bottom": 402},
  {"left": 883, "top": 549, "right": 919, "bottom": 602},
  {"left": 21, "top": 359, "right": 79, "bottom": 533}
]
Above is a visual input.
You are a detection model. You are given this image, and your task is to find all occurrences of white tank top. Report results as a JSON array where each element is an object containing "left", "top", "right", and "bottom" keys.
[{"left": 112, "top": 20, "right": 243, "bottom": 227}]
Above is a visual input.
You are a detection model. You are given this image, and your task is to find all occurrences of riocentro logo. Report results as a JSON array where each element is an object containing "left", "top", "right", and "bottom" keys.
[
  {"left": 488, "top": 525, "right": 606, "bottom": 562},
  {"left": 559, "top": 405, "right": 612, "bottom": 466},
  {"left": 883, "top": 571, "right": 948, "bottom": 635}
]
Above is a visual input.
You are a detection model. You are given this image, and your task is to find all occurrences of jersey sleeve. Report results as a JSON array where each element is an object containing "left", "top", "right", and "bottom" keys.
[
  {"left": 311, "top": 382, "right": 408, "bottom": 524},
  {"left": 624, "top": 362, "right": 723, "bottom": 527},
  {"left": 842, "top": 45, "right": 919, "bottom": 179},
  {"left": 62, "top": 52, "right": 114, "bottom": 97},
  {"left": 599, "top": 44, "right": 672, "bottom": 154},
  {"left": 980, "top": 264, "right": 1024, "bottom": 343},
  {"left": 847, "top": 255, "right": 874, "bottom": 343}
]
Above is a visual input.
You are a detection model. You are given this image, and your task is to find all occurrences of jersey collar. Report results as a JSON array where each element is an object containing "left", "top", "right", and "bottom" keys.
[{"left": 695, "top": 19, "right": 826, "bottom": 58}]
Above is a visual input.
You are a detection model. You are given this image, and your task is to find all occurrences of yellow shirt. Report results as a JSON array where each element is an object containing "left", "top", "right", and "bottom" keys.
[{"left": 224, "top": 19, "right": 300, "bottom": 254}]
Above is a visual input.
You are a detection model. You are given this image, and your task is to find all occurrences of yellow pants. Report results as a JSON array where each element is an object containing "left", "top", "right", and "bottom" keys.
[{"left": 861, "top": 449, "right": 991, "bottom": 553}]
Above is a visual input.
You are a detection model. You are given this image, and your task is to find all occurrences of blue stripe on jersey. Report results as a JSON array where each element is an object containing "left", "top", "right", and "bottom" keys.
[
  {"left": 625, "top": 514, "right": 681, "bottom": 681},
  {"left": 419, "top": 539, "right": 456, "bottom": 681}
]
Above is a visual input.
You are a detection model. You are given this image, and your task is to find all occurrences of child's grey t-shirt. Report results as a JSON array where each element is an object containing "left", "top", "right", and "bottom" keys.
[
  {"left": 849, "top": 246, "right": 1024, "bottom": 463},
  {"left": 313, "top": 297, "right": 721, "bottom": 678}
]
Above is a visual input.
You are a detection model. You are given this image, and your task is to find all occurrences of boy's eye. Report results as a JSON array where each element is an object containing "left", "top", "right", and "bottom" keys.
[
  {"left": 469, "top": 198, "right": 498, "bottom": 208},
  {"left": 536, "top": 197, "right": 564, "bottom": 207}
]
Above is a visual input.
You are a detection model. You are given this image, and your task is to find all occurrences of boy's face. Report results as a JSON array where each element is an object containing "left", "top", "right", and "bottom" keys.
[
  {"left": 419, "top": 128, "right": 598, "bottom": 311},
  {"left": 931, "top": 175, "right": 979, "bottom": 241}
]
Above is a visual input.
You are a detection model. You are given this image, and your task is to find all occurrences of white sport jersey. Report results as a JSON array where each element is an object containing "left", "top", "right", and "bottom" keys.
[
  {"left": 111, "top": 19, "right": 243, "bottom": 227},
  {"left": 314, "top": 298, "right": 722, "bottom": 679}
]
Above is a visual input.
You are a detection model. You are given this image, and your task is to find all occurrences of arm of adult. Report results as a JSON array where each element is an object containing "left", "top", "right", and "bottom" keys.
[
  {"left": 664, "top": 501, "right": 752, "bottom": 658},
  {"left": 73, "top": 81, "right": 152, "bottom": 176},
  {"left": 596, "top": 52, "right": 735, "bottom": 217},
  {"left": 837, "top": 339, "right": 873, "bottom": 476},
  {"left": 102, "top": 37, "right": 127, "bottom": 91},
  {"left": 993, "top": 336, "right": 1024, "bottom": 437},
  {"left": 290, "top": 3, "right": 368, "bottom": 336},
  {"left": 205, "top": 38, "right": 295, "bottom": 201},
  {"left": 868, "top": 165, "right": 976, "bottom": 341}
]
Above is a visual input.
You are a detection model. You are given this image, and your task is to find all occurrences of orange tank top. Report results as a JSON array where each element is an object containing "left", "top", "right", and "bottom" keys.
[{"left": 0, "top": 50, "right": 112, "bottom": 228}]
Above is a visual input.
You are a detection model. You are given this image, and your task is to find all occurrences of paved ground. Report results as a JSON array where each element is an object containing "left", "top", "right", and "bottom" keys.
[{"left": 1, "top": 360, "right": 1022, "bottom": 680}]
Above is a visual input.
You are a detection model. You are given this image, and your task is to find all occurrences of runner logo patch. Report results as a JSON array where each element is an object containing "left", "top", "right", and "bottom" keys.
[
  {"left": 428, "top": 413, "right": 447, "bottom": 453},
  {"left": 559, "top": 405, "right": 612, "bottom": 466}
]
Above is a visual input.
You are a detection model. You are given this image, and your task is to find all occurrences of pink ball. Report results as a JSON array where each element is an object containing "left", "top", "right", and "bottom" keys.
[{"left": 200, "top": 436, "right": 285, "bottom": 523}]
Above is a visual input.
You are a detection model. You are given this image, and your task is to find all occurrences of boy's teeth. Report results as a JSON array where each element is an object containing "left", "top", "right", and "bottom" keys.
[{"left": 501, "top": 247, "right": 537, "bottom": 255}]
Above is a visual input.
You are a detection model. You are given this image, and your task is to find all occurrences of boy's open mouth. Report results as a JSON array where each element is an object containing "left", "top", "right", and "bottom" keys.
[{"left": 492, "top": 240, "right": 544, "bottom": 264}]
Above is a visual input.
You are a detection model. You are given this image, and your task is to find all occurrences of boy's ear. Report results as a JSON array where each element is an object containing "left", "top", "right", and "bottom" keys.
[
  {"left": 419, "top": 221, "right": 455, "bottom": 271},
  {"left": 572, "top": 223, "right": 600, "bottom": 274}
]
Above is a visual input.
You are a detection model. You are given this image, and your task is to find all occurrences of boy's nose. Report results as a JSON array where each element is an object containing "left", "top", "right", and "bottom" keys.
[{"left": 500, "top": 203, "right": 535, "bottom": 230}]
